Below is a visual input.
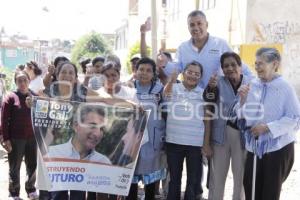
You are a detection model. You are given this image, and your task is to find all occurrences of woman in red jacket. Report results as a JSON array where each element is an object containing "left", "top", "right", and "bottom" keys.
[{"left": 1, "top": 70, "right": 38, "bottom": 200}]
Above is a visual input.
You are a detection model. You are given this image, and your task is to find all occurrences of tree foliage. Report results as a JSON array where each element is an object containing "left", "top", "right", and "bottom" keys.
[
  {"left": 71, "top": 32, "right": 112, "bottom": 67},
  {"left": 0, "top": 67, "right": 15, "bottom": 91}
]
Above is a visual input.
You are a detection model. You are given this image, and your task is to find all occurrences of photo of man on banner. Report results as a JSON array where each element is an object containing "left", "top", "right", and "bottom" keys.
[
  {"left": 32, "top": 97, "right": 148, "bottom": 196},
  {"left": 47, "top": 105, "right": 111, "bottom": 164}
]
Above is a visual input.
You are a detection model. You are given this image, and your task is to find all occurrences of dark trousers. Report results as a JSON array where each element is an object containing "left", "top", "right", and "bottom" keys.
[
  {"left": 8, "top": 138, "right": 37, "bottom": 197},
  {"left": 39, "top": 190, "right": 51, "bottom": 200},
  {"left": 244, "top": 142, "right": 294, "bottom": 200},
  {"left": 126, "top": 182, "right": 156, "bottom": 200},
  {"left": 166, "top": 143, "right": 203, "bottom": 200},
  {"left": 51, "top": 191, "right": 96, "bottom": 200}
]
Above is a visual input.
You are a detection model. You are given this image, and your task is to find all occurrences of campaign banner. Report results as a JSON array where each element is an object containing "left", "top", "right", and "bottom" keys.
[{"left": 32, "top": 96, "right": 147, "bottom": 196}]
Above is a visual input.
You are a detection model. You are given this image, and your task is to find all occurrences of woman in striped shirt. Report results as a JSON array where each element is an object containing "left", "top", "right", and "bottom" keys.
[{"left": 163, "top": 61, "right": 209, "bottom": 200}]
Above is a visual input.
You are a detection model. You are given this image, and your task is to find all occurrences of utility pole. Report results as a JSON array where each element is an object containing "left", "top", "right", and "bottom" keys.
[
  {"left": 195, "top": 0, "right": 200, "bottom": 10},
  {"left": 151, "top": 0, "right": 158, "bottom": 59},
  {"left": 228, "top": 0, "right": 234, "bottom": 45},
  {"left": 161, "top": 0, "right": 167, "bottom": 51}
]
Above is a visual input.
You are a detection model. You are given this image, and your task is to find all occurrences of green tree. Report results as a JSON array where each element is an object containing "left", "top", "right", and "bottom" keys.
[
  {"left": 0, "top": 67, "right": 15, "bottom": 91},
  {"left": 126, "top": 41, "right": 151, "bottom": 74},
  {"left": 71, "top": 32, "right": 112, "bottom": 67}
]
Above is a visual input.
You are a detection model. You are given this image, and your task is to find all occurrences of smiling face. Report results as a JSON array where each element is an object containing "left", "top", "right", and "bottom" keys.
[
  {"left": 255, "top": 55, "right": 278, "bottom": 82},
  {"left": 188, "top": 15, "right": 208, "bottom": 42},
  {"left": 103, "top": 68, "right": 120, "bottom": 90},
  {"left": 57, "top": 63, "right": 77, "bottom": 84},
  {"left": 73, "top": 111, "right": 105, "bottom": 153},
  {"left": 183, "top": 64, "right": 202, "bottom": 88},
  {"left": 222, "top": 56, "right": 242, "bottom": 82},
  {"left": 136, "top": 63, "right": 154, "bottom": 85}
]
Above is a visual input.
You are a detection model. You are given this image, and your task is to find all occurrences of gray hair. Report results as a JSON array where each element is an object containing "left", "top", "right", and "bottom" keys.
[
  {"left": 73, "top": 105, "right": 105, "bottom": 126},
  {"left": 256, "top": 47, "right": 281, "bottom": 63},
  {"left": 187, "top": 10, "right": 207, "bottom": 21}
]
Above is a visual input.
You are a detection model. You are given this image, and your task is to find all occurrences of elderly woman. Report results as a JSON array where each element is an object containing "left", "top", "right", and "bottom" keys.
[
  {"left": 237, "top": 47, "right": 300, "bottom": 200},
  {"left": 204, "top": 52, "right": 251, "bottom": 200},
  {"left": 204, "top": 52, "right": 253, "bottom": 200},
  {"left": 164, "top": 61, "right": 208, "bottom": 200}
]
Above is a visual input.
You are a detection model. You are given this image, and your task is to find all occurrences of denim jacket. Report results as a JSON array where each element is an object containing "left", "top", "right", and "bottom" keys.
[{"left": 205, "top": 75, "right": 251, "bottom": 145}]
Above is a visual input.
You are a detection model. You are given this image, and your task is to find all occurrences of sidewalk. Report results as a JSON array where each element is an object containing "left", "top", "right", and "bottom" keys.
[{"left": 0, "top": 135, "right": 299, "bottom": 200}]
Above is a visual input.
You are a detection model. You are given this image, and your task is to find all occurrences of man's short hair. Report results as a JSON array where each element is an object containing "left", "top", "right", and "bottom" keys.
[
  {"left": 187, "top": 10, "right": 207, "bottom": 20},
  {"left": 74, "top": 105, "right": 106, "bottom": 126}
]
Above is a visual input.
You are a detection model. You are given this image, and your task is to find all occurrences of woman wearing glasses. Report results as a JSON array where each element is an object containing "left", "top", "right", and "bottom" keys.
[
  {"left": 237, "top": 48, "right": 300, "bottom": 200},
  {"left": 163, "top": 61, "right": 209, "bottom": 200}
]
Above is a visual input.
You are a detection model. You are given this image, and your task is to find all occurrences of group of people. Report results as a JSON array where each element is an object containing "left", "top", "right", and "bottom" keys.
[{"left": 0, "top": 9, "right": 299, "bottom": 200}]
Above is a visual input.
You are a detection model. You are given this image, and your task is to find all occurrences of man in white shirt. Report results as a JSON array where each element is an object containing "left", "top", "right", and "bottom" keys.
[
  {"left": 48, "top": 106, "right": 111, "bottom": 164},
  {"left": 157, "top": 10, "right": 252, "bottom": 89}
]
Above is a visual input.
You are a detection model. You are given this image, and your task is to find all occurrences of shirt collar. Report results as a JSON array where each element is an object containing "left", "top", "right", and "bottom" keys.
[
  {"left": 189, "top": 33, "right": 210, "bottom": 52},
  {"left": 179, "top": 82, "right": 202, "bottom": 93},
  {"left": 67, "top": 138, "right": 95, "bottom": 160},
  {"left": 258, "top": 74, "right": 281, "bottom": 85}
]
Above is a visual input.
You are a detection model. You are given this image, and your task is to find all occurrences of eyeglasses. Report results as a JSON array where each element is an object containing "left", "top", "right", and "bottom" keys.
[
  {"left": 185, "top": 70, "right": 201, "bottom": 77},
  {"left": 255, "top": 60, "right": 274, "bottom": 67}
]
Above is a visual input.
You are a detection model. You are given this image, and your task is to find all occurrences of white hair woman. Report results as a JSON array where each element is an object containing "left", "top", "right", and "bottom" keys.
[{"left": 237, "top": 47, "right": 300, "bottom": 200}]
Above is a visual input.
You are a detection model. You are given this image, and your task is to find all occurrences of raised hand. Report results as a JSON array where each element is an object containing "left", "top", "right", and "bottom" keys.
[
  {"left": 85, "top": 67, "right": 93, "bottom": 76},
  {"left": 25, "top": 94, "right": 33, "bottom": 108},
  {"left": 140, "top": 23, "right": 150, "bottom": 34},
  {"left": 238, "top": 83, "right": 250, "bottom": 106},
  {"left": 208, "top": 73, "right": 218, "bottom": 88},
  {"left": 156, "top": 53, "right": 168, "bottom": 69},
  {"left": 170, "top": 69, "right": 178, "bottom": 83},
  {"left": 47, "top": 64, "right": 55, "bottom": 75}
]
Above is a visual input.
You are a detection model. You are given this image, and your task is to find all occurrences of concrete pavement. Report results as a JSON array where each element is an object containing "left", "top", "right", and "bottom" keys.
[{"left": 0, "top": 135, "right": 299, "bottom": 199}]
